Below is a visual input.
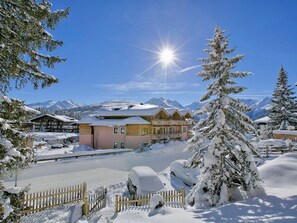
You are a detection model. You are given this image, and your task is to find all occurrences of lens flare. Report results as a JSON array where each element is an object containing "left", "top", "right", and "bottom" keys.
[{"left": 159, "top": 48, "right": 176, "bottom": 66}]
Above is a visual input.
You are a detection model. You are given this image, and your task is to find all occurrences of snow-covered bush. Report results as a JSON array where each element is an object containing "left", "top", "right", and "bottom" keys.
[{"left": 149, "top": 194, "right": 164, "bottom": 211}]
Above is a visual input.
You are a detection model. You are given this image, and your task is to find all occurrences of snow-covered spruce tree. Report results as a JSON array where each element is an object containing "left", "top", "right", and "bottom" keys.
[
  {"left": 0, "top": 1, "right": 68, "bottom": 221},
  {"left": 269, "top": 66, "right": 297, "bottom": 130},
  {"left": 186, "top": 27, "right": 264, "bottom": 208},
  {"left": 0, "top": 0, "right": 69, "bottom": 93},
  {"left": 0, "top": 96, "right": 34, "bottom": 222}
]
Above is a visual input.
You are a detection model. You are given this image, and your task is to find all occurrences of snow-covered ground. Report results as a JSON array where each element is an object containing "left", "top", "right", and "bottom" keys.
[
  {"left": 5, "top": 141, "right": 191, "bottom": 191},
  {"left": 4, "top": 142, "right": 297, "bottom": 222}
]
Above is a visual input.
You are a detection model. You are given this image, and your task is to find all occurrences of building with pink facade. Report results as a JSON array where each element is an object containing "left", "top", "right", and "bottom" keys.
[{"left": 79, "top": 104, "right": 193, "bottom": 150}]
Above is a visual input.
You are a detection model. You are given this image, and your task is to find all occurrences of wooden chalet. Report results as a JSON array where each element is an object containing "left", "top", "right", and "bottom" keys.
[{"left": 30, "top": 114, "right": 79, "bottom": 133}]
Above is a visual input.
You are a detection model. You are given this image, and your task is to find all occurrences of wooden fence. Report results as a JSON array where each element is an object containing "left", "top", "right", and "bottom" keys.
[
  {"left": 89, "top": 188, "right": 107, "bottom": 214},
  {"left": 259, "top": 145, "right": 292, "bottom": 157},
  {"left": 115, "top": 188, "right": 185, "bottom": 213},
  {"left": 19, "top": 183, "right": 107, "bottom": 217}
]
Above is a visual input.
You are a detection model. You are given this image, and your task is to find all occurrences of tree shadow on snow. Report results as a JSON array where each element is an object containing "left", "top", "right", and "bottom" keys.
[{"left": 192, "top": 195, "right": 297, "bottom": 223}]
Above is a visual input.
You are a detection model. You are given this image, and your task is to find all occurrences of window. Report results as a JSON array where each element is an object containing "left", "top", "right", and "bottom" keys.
[
  {"left": 120, "top": 142, "right": 125, "bottom": 148},
  {"left": 114, "top": 127, "right": 118, "bottom": 134},
  {"left": 121, "top": 127, "right": 125, "bottom": 134},
  {"left": 183, "top": 126, "right": 187, "bottom": 133},
  {"left": 113, "top": 142, "right": 118, "bottom": 148},
  {"left": 142, "top": 128, "right": 148, "bottom": 135}
]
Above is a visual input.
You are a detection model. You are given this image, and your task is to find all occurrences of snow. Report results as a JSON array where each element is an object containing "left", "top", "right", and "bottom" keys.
[
  {"left": 29, "top": 132, "right": 79, "bottom": 142},
  {"left": 36, "top": 148, "right": 132, "bottom": 162},
  {"left": 128, "top": 166, "right": 164, "bottom": 194},
  {"left": 23, "top": 105, "right": 41, "bottom": 114},
  {"left": 258, "top": 153, "right": 297, "bottom": 196},
  {"left": 254, "top": 116, "right": 270, "bottom": 124},
  {"left": 149, "top": 194, "right": 164, "bottom": 210},
  {"left": 4, "top": 141, "right": 191, "bottom": 192},
  {"left": 113, "top": 207, "right": 201, "bottom": 223},
  {"left": 30, "top": 114, "right": 78, "bottom": 123},
  {"left": 5, "top": 187, "right": 23, "bottom": 194},
  {"left": 79, "top": 116, "right": 150, "bottom": 126},
  {"left": 170, "top": 160, "right": 200, "bottom": 186},
  {"left": 95, "top": 106, "right": 162, "bottom": 117},
  {"left": 273, "top": 130, "right": 297, "bottom": 136},
  {"left": 2, "top": 141, "right": 297, "bottom": 222},
  {"left": 257, "top": 139, "right": 287, "bottom": 148},
  {"left": 21, "top": 204, "right": 82, "bottom": 223}
]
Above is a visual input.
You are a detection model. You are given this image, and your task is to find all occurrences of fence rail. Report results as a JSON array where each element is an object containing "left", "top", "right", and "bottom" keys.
[
  {"left": 89, "top": 188, "right": 107, "bottom": 214},
  {"left": 115, "top": 188, "right": 185, "bottom": 213},
  {"left": 18, "top": 183, "right": 106, "bottom": 217},
  {"left": 20, "top": 184, "right": 84, "bottom": 215}
]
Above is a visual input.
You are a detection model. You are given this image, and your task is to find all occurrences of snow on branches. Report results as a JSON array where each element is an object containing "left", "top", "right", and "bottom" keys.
[
  {"left": 186, "top": 27, "right": 264, "bottom": 208},
  {"left": 0, "top": 0, "right": 69, "bottom": 94},
  {"left": 269, "top": 66, "right": 297, "bottom": 130}
]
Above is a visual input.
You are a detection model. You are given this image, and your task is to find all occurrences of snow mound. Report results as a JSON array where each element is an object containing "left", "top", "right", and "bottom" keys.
[
  {"left": 259, "top": 153, "right": 297, "bottom": 188},
  {"left": 73, "top": 145, "right": 94, "bottom": 152},
  {"left": 149, "top": 194, "right": 164, "bottom": 211},
  {"left": 113, "top": 207, "right": 198, "bottom": 223}
]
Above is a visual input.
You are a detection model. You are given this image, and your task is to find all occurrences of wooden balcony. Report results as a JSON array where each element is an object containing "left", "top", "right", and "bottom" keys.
[
  {"left": 151, "top": 120, "right": 189, "bottom": 126},
  {"left": 151, "top": 133, "right": 183, "bottom": 140}
]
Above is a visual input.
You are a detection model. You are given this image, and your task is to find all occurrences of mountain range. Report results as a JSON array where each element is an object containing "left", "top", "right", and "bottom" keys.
[
  {"left": 28, "top": 100, "right": 84, "bottom": 111},
  {"left": 27, "top": 97, "right": 272, "bottom": 120}
]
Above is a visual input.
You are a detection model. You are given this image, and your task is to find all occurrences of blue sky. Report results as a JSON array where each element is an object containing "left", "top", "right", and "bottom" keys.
[{"left": 9, "top": 0, "right": 297, "bottom": 105}]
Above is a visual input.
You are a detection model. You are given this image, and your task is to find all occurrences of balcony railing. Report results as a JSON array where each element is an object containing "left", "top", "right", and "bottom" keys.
[
  {"left": 151, "top": 120, "right": 190, "bottom": 126},
  {"left": 151, "top": 133, "right": 183, "bottom": 140}
]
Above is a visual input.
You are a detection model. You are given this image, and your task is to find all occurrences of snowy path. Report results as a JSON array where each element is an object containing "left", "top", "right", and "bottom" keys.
[{"left": 4, "top": 142, "right": 191, "bottom": 192}]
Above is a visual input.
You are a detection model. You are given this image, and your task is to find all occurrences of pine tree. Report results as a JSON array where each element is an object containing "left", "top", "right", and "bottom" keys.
[
  {"left": 269, "top": 66, "right": 297, "bottom": 130},
  {"left": 186, "top": 27, "right": 264, "bottom": 208},
  {"left": 0, "top": 1, "right": 68, "bottom": 221},
  {"left": 0, "top": 0, "right": 69, "bottom": 93}
]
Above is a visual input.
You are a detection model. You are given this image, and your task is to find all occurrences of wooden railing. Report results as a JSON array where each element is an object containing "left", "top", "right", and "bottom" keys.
[
  {"left": 151, "top": 120, "right": 189, "bottom": 126},
  {"left": 115, "top": 189, "right": 185, "bottom": 213},
  {"left": 151, "top": 133, "right": 183, "bottom": 140},
  {"left": 19, "top": 183, "right": 107, "bottom": 217}
]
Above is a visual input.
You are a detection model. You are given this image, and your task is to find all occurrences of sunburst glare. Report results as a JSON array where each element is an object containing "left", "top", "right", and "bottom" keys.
[{"left": 158, "top": 47, "right": 176, "bottom": 66}]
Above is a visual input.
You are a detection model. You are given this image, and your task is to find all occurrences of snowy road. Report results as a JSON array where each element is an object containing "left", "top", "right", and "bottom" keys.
[{"left": 4, "top": 142, "right": 191, "bottom": 192}]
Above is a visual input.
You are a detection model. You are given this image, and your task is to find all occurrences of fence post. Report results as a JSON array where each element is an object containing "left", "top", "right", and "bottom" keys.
[
  {"left": 266, "top": 145, "right": 269, "bottom": 158},
  {"left": 181, "top": 187, "right": 185, "bottom": 208},
  {"left": 115, "top": 195, "right": 119, "bottom": 213},
  {"left": 82, "top": 182, "right": 89, "bottom": 216}
]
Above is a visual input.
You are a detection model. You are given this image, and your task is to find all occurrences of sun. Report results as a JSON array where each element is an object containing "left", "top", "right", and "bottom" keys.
[{"left": 159, "top": 48, "right": 176, "bottom": 66}]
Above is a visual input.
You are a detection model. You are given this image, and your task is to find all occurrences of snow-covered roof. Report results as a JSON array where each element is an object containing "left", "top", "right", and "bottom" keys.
[
  {"left": 258, "top": 139, "right": 287, "bottom": 147},
  {"left": 254, "top": 116, "right": 270, "bottom": 124},
  {"left": 94, "top": 106, "right": 165, "bottom": 117},
  {"left": 273, "top": 130, "right": 297, "bottom": 136},
  {"left": 164, "top": 108, "right": 183, "bottom": 117},
  {"left": 93, "top": 104, "right": 192, "bottom": 119},
  {"left": 79, "top": 116, "right": 150, "bottom": 126},
  {"left": 179, "top": 109, "right": 193, "bottom": 117},
  {"left": 30, "top": 114, "right": 78, "bottom": 123}
]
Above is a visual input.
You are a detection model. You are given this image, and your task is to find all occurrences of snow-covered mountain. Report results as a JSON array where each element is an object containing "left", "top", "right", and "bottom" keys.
[
  {"left": 145, "top": 97, "right": 184, "bottom": 109},
  {"left": 145, "top": 97, "right": 272, "bottom": 120},
  {"left": 184, "top": 101, "right": 205, "bottom": 111},
  {"left": 250, "top": 97, "right": 272, "bottom": 110},
  {"left": 28, "top": 100, "right": 83, "bottom": 111},
  {"left": 28, "top": 97, "right": 272, "bottom": 120}
]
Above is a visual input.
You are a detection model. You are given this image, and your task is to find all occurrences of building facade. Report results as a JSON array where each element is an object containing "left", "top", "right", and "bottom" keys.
[
  {"left": 79, "top": 105, "right": 193, "bottom": 149},
  {"left": 30, "top": 114, "right": 79, "bottom": 133}
]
